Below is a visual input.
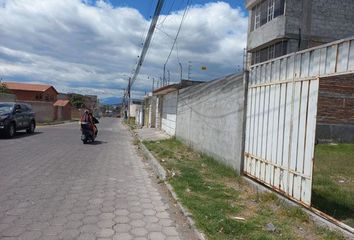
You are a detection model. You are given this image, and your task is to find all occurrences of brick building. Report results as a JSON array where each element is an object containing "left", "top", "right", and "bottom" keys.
[
  {"left": 246, "top": 0, "right": 354, "bottom": 65},
  {"left": 54, "top": 100, "right": 72, "bottom": 121},
  {"left": 4, "top": 82, "right": 58, "bottom": 102}
]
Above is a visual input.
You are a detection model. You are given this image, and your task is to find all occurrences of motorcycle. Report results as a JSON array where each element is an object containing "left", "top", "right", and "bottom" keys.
[{"left": 80, "top": 120, "right": 98, "bottom": 144}]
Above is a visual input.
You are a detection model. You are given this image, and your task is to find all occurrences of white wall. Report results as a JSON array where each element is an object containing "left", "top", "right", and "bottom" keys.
[
  {"left": 161, "top": 91, "right": 178, "bottom": 136},
  {"left": 129, "top": 103, "right": 138, "bottom": 117},
  {"left": 176, "top": 74, "right": 245, "bottom": 172}
]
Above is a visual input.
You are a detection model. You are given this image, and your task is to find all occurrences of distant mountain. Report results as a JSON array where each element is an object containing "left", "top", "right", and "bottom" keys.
[{"left": 100, "top": 97, "right": 123, "bottom": 105}]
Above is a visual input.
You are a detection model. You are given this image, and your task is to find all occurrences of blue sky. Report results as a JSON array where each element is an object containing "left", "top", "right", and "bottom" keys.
[
  {"left": 0, "top": 0, "right": 248, "bottom": 99},
  {"left": 108, "top": 0, "right": 247, "bottom": 18}
]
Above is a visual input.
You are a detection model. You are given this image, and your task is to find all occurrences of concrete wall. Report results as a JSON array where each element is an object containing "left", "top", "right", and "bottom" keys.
[
  {"left": 310, "top": 0, "right": 354, "bottom": 42},
  {"left": 247, "top": 0, "right": 354, "bottom": 58},
  {"left": 149, "top": 97, "right": 157, "bottom": 128},
  {"left": 155, "top": 96, "right": 162, "bottom": 129},
  {"left": 161, "top": 91, "right": 178, "bottom": 136},
  {"left": 0, "top": 93, "right": 16, "bottom": 101},
  {"left": 23, "top": 101, "right": 55, "bottom": 122},
  {"left": 176, "top": 74, "right": 245, "bottom": 172},
  {"left": 135, "top": 105, "right": 144, "bottom": 126},
  {"left": 129, "top": 104, "right": 138, "bottom": 118},
  {"left": 247, "top": 15, "right": 286, "bottom": 50}
]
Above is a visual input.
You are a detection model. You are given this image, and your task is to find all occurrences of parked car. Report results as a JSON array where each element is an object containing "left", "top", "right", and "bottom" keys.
[{"left": 0, "top": 102, "right": 36, "bottom": 138}]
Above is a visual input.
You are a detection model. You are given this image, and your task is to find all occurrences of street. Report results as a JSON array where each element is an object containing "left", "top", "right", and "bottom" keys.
[{"left": 0, "top": 118, "right": 192, "bottom": 240}]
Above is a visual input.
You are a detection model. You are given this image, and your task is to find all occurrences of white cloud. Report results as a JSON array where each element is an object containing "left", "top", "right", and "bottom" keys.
[{"left": 0, "top": 0, "right": 247, "bottom": 99}]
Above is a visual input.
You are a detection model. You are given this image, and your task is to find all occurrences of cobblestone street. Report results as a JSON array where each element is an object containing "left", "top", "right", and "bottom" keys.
[{"left": 0, "top": 118, "right": 193, "bottom": 240}]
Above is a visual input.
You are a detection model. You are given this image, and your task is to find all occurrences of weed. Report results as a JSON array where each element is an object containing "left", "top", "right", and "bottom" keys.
[
  {"left": 144, "top": 139, "right": 345, "bottom": 240},
  {"left": 313, "top": 144, "right": 354, "bottom": 227}
]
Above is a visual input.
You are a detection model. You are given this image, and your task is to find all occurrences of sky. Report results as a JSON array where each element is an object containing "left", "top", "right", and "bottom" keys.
[{"left": 0, "top": 0, "right": 248, "bottom": 100}]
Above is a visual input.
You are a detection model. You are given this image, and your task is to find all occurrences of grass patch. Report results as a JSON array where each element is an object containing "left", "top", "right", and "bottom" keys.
[
  {"left": 313, "top": 144, "right": 354, "bottom": 227},
  {"left": 144, "top": 139, "right": 346, "bottom": 240},
  {"left": 124, "top": 117, "right": 137, "bottom": 130}
]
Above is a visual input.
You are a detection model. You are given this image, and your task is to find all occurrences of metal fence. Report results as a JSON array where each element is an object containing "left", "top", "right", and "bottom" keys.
[{"left": 244, "top": 37, "right": 354, "bottom": 206}]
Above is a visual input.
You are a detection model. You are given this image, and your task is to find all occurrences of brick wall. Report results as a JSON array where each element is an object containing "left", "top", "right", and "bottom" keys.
[
  {"left": 317, "top": 74, "right": 354, "bottom": 143},
  {"left": 10, "top": 89, "right": 57, "bottom": 102},
  {"left": 317, "top": 75, "right": 354, "bottom": 125}
]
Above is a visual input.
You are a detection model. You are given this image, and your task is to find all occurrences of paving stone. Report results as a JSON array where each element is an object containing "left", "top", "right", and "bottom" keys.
[
  {"left": 114, "top": 216, "right": 130, "bottom": 224},
  {"left": 0, "top": 120, "right": 188, "bottom": 240},
  {"left": 77, "top": 233, "right": 96, "bottom": 240},
  {"left": 113, "top": 232, "right": 133, "bottom": 240},
  {"left": 1, "top": 226, "right": 26, "bottom": 237},
  {"left": 97, "top": 220, "right": 115, "bottom": 228},
  {"left": 59, "top": 229, "right": 80, "bottom": 240},
  {"left": 114, "top": 209, "right": 129, "bottom": 216},
  {"left": 162, "top": 227, "right": 179, "bottom": 236},
  {"left": 131, "top": 227, "right": 148, "bottom": 237},
  {"left": 113, "top": 223, "right": 132, "bottom": 233},
  {"left": 42, "top": 225, "right": 63, "bottom": 236},
  {"left": 130, "top": 219, "right": 146, "bottom": 227},
  {"left": 97, "top": 228, "right": 115, "bottom": 238},
  {"left": 148, "top": 232, "right": 166, "bottom": 240}
]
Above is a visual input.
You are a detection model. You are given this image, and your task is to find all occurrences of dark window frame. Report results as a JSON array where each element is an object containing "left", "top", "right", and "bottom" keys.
[{"left": 251, "top": 0, "right": 285, "bottom": 31}]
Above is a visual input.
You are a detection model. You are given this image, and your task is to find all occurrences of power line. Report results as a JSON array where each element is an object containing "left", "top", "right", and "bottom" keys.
[
  {"left": 126, "top": 0, "right": 165, "bottom": 97},
  {"left": 157, "top": 0, "right": 176, "bottom": 27},
  {"left": 163, "top": 0, "right": 192, "bottom": 84}
]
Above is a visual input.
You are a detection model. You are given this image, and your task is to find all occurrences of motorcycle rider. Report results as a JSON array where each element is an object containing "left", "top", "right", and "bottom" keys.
[
  {"left": 88, "top": 112, "right": 99, "bottom": 136},
  {"left": 80, "top": 110, "right": 96, "bottom": 136}
]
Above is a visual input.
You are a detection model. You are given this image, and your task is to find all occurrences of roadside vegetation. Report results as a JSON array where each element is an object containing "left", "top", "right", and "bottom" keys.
[
  {"left": 125, "top": 117, "right": 137, "bottom": 130},
  {"left": 313, "top": 144, "right": 354, "bottom": 228},
  {"left": 143, "top": 139, "right": 345, "bottom": 240}
]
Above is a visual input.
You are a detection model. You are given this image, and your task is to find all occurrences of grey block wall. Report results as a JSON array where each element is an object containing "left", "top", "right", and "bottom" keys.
[{"left": 176, "top": 74, "right": 245, "bottom": 173}]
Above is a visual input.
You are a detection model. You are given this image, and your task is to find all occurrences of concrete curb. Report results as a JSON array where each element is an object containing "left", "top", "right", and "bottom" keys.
[
  {"left": 37, "top": 120, "right": 78, "bottom": 127},
  {"left": 123, "top": 123, "right": 207, "bottom": 240},
  {"left": 123, "top": 122, "right": 206, "bottom": 239},
  {"left": 138, "top": 140, "right": 206, "bottom": 240},
  {"left": 139, "top": 143, "right": 167, "bottom": 181}
]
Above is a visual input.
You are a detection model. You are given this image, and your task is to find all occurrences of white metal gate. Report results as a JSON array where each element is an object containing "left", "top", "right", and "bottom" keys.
[{"left": 244, "top": 37, "right": 354, "bottom": 206}]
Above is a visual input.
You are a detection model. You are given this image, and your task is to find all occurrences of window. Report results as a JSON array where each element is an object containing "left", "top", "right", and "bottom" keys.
[
  {"left": 252, "top": 40, "right": 288, "bottom": 65},
  {"left": 268, "top": 44, "right": 275, "bottom": 59},
  {"left": 268, "top": 0, "right": 275, "bottom": 22},
  {"left": 254, "top": 4, "right": 261, "bottom": 30},
  {"left": 251, "top": 0, "right": 285, "bottom": 31}
]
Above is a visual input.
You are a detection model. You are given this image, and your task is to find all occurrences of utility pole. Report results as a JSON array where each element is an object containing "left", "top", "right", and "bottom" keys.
[
  {"left": 124, "top": 0, "right": 164, "bottom": 105},
  {"left": 152, "top": 77, "right": 155, "bottom": 92},
  {"left": 188, "top": 61, "right": 192, "bottom": 80},
  {"left": 127, "top": 77, "right": 131, "bottom": 120},
  {"left": 167, "top": 70, "right": 170, "bottom": 85},
  {"left": 179, "top": 63, "right": 183, "bottom": 82}
]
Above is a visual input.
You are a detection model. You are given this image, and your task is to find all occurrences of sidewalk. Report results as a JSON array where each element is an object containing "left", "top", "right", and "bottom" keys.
[{"left": 135, "top": 127, "right": 171, "bottom": 141}]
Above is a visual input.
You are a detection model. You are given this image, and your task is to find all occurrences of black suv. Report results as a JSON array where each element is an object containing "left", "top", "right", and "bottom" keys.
[{"left": 0, "top": 102, "right": 36, "bottom": 138}]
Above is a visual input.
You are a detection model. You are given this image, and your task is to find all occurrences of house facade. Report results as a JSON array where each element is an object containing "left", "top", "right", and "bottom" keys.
[
  {"left": 246, "top": 0, "right": 354, "bottom": 65},
  {"left": 153, "top": 80, "right": 203, "bottom": 136},
  {"left": 4, "top": 82, "right": 58, "bottom": 102},
  {"left": 54, "top": 99, "right": 72, "bottom": 121}
]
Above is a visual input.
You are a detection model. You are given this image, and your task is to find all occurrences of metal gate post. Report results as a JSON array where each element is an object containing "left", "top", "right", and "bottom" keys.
[{"left": 241, "top": 70, "right": 250, "bottom": 174}]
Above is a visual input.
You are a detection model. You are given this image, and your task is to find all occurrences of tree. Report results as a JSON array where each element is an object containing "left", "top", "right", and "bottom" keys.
[
  {"left": 70, "top": 94, "right": 85, "bottom": 109},
  {"left": 0, "top": 83, "right": 10, "bottom": 94}
]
